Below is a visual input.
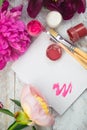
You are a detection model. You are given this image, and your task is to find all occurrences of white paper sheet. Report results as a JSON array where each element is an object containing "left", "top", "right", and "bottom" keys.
[{"left": 12, "top": 32, "right": 87, "bottom": 115}]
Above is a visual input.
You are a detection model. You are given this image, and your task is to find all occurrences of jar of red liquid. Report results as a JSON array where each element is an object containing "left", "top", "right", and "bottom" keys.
[{"left": 67, "top": 23, "right": 87, "bottom": 52}]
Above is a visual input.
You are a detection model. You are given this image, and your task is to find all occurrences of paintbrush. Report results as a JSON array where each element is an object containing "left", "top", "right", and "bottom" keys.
[
  {"left": 48, "top": 29, "right": 87, "bottom": 61},
  {"left": 49, "top": 37, "right": 87, "bottom": 63},
  {"left": 48, "top": 29, "right": 87, "bottom": 69}
]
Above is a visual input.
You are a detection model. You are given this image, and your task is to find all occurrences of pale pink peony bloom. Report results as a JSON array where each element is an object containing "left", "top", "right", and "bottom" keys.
[
  {"left": 27, "top": 20, "right": 44, "bottom": 37},
  {"left": 0, "top": 0, "right": 31, "bottom": 70},
  {"left": 21, "top": 85, "right": 55, "bottom": 126}
]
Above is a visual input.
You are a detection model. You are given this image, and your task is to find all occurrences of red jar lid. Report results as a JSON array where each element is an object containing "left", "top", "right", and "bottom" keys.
[
  {"left": 46, "top": 44, "right": 62, "bottom": 61},
  {"left": 67, "top": 23, "right": 87, "bottom": 42}
]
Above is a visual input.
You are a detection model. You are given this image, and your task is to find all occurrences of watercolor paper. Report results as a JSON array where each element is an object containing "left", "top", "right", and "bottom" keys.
[{"left": 12, "top": 32, "right": 87, "bottom": 115}]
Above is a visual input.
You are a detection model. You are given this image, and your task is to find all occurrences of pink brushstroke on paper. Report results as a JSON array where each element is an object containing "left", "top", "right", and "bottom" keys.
[{"left": 53, "top": 83, "right": 72, "bottom": 97}]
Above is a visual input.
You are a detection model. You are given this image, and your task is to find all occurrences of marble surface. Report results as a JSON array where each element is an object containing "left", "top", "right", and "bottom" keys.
[{"left": 0, "top": 0, "right": 87, "bottom": 130}]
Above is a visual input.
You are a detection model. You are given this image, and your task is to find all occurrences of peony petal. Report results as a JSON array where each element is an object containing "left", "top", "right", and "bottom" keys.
[
  {"left": 1, "top": 0, "right": 9, "bottom": 12},
  {"left": 44, "top": 0, "right": 86, "bottom": 20},
  {"left": 27, "top": 0, "right": 43, "bottom": 18},
  {"left": 10, "top": 48, "right": 20, "bottom": 61},
  {"left": 77, "top": 0, "right": 86, "bottom": 13},
  {"left": 0, "top": 55, "right": 7, "bottom": 70},
  {"left": 10, "top": 5, "right": 23, "bottom": 13},
  {"left": 10, "top": 4, "right": 23, "bottom": 18},
  {"left": 21, "top": 85, "right": 54, "bottom": 126}
]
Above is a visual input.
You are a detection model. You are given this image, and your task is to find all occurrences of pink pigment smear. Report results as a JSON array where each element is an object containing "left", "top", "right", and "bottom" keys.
[{"left": 53, "top": 82, "right": 72, "bottom": 97}]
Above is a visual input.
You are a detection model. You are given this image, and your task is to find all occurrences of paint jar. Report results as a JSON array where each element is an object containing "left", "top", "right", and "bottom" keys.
[{"left": 67, "top": 23, "right": 87, "bottom": 52}]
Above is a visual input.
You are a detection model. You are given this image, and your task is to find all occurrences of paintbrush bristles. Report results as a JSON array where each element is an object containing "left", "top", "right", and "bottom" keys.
[{"left": 49, "top": 29, "right": 58, "bottom": 37}]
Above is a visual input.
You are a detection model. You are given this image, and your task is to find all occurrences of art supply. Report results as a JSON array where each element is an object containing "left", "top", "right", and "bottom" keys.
[
  {"left": 46, "top": 44, "right": 62, "bottom": 61},
  {"left": 27, "top": 20, "right": 44, "bottom": 37},
  {"left": 48, "top": 29, "right": 87, "bottom": 69},
  {"left": 67, "top": 23, "right": 87, "bottom": 42},
  {"left": 12, "top": 32, "right": 87, "bottom": 115},
  {"left": 46, "top": 11, "right": 62, "bottom": 28},
  {"left": 67, "top": 23, "right": 87, "bottom": 52}
]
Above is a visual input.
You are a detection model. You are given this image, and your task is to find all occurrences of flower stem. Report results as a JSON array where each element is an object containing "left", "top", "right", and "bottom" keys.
[
  {"left": 7, "top": 121, "right": 28, "bottom": 130},
  {"left": 32, "top": 126, "right": 36, "bottom": 130},
  {"left": 7, "top": 121, "right": 18, "bottom": 130}
]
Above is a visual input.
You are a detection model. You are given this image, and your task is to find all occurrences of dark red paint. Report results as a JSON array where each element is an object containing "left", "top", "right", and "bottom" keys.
[{"left": 67, "top": 23, "right": 87, "bottom": 42}]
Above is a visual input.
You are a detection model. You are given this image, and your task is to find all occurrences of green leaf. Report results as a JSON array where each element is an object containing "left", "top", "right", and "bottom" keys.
[
  {"left": 0, "top": 108, "right": 14, "bottom": 117},
  {"left": 7, "top": 121, "right": 28, "bottom": 130},
  {"left": 32, "top": 126, "right": 36, "bottom": 130},
  {"left": 0, "top": 0, "right": 4, "bottom": 6},
  {"left": 10, "top": 99, "right": 21, "bottom": 107},
  {"left": 15, "top": 111, "right": 31, "bottom": 125}
]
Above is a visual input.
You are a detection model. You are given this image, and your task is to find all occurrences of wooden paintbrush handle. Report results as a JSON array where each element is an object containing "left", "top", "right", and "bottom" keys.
[
  {"left": 59, "top": 43, "right": 87, "bottom": 69},
  {"left": 71, "top": 54, "right": 87, "bottom": 69},
  {"left": 73, "top": 52, "right": 87, "bottom": 63},
  {"left": 74, "top": 48, "right": 87, "bottom": 60}
]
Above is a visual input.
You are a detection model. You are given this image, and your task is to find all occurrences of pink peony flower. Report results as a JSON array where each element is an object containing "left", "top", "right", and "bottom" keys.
[
  {"left": 27, "top": 20, "right": 44, "bottom": 37},
  {"left": 1, "top": 0, "right": 9, "bottom": 12},
  {"left": 20, "top": 85, "right": 55, "bottom": 126},
  {"left": 0, "top": 0, "right": 31, "bottom": 70}
]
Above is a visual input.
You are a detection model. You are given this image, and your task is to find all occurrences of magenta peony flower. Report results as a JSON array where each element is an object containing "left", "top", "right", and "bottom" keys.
[
  {"left": 0, "top": 0, "right": 31, "bottom": 70},
  {"left": 27, "top": 20, "right": 44, "bottom": 37}
]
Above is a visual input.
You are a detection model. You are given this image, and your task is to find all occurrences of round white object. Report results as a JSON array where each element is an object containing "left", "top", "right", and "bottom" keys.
[{"left": 46, "top": 11, "right": 62, "bottom": 28}]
